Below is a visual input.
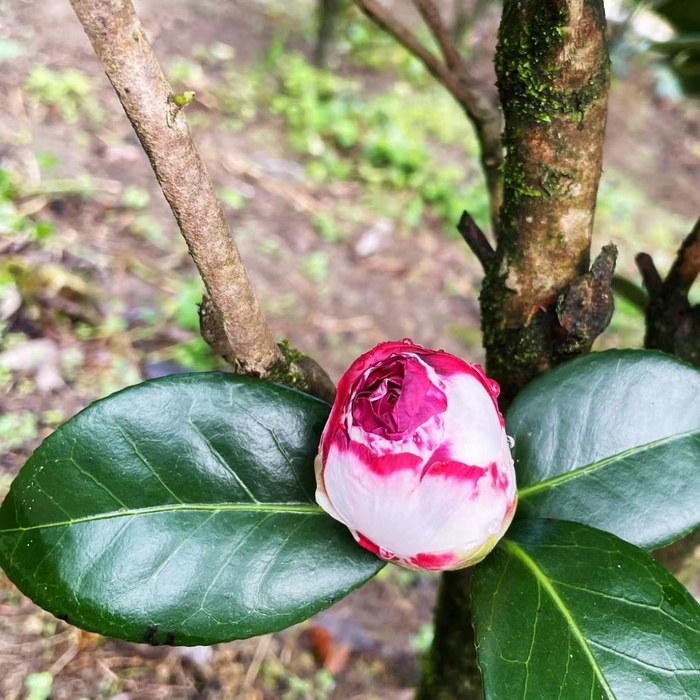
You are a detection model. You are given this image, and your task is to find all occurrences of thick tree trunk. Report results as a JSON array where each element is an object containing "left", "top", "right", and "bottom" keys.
[
  {"left": 483, "top": 0, "right": 612, "bottom": 404},
  {"left": 418, "top": 2, "right": 612, "bottom": 698},
  {"left": 415, "top": 569, "right": 479, "bottom": 700}
]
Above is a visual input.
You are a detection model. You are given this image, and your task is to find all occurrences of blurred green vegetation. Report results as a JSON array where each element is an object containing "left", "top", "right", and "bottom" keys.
[
  {"left": 164, "top": 12, "right": 692, "bottom": 352},
  {"left": 268, "top": 52, "right": 490, "bottom": 231},
  {"left": 167, "top": 16, "right": 491, "bottom": 235},
  {"left": 0, "top": 3, "right": 698, "bottom": 697},
  {"left": 0, "top": 169, "right": 55, "bottom": 242},
  {"left": 25, "top": 65, "right": 104, "bottom": 124}
]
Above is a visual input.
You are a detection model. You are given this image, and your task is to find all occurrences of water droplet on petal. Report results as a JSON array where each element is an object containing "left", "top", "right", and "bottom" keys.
[
  {"left": 507, "top": 435, "right": 515, "bottom": 448},
  {"left": 379, "top": 546, "right": 396, "bottom": 559}
]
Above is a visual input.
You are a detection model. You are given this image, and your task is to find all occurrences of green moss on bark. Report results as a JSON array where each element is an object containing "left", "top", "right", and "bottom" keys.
[
  {"left": 266, "top": 339, "right": 307, "bottom": 389},
  {"left": 496, "top": 1, "right": 608, "bottom": 124},
  {"left": 496, "top": 2, "right": 569, "bottom": 124},
  {"left": 482, "top": 0, "right": 611, "bottom": 402}
]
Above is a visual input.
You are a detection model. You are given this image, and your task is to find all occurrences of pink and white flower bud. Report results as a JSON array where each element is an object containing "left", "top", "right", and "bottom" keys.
[{"left": 315, "top": 340, "right": 517, "bottom": 571}]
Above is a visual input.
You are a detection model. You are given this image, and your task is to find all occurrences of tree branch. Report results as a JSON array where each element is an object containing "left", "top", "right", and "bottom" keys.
[
  {"left": 635, "top": 252, "right": 663, "bottom": 295},
  {"left": 353, "top": 0, "right": 503, "bottom": 233},
  {"left": 69, "top": 0, "right": 335, "bottom": 401},
  {"left": 421, "top": 4, "right": 612, "bottom": 696},
  {"left": 457, "top": 210, "right": 494, "bottom": 270},
  {"left": 481, "top": 0, "right": 611, "bottom": 402},
  {"left": 354, "top": 0, "right": 449, "bottom": 82},
  {"left": 69, "top": 0, "right": 277, "bottom": 374},
  {"left": 415, "top": 569, "right": 481, "bottom": 700},
  {"left": 664, "top": 217, "right": 700, "bottom": 299},
  {"left": 638, "top": 217, "right": 700, "bottom": 366},
  {"left": 414, "top": 0, "right": 464, "bottom": 72}
]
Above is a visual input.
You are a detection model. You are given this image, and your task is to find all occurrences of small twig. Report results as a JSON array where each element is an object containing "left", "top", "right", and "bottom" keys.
[
  {"left": 48, "top": 631, "right": 81, "bottom": 676},
  {"left": 457, "top": 210, "right": 494, "bottom": 269},
  {"left": 635, "top": 252, "right": 663, "bottom": 295},
  {"left": 665, "top": 217, "right": 700, "bottom": 299},
  {"left": 354, "top": 0, "right": 449, "bottom": 83},
  {"left": 243, "top": 634, "right": 273, "bottom": 688},
  {"left": 411, "top": 0, "right": 505, "bottom": 231},
  {"left": 414, "top": 0, "right": 464, "bottom": 72},
  {"left": 222, "top": 153, "right": 323, "bottom": 215}
]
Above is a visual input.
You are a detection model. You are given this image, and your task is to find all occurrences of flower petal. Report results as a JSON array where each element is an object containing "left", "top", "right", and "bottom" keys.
[{"left": 315, "top": 340, "right": 517, "bottom": 571}]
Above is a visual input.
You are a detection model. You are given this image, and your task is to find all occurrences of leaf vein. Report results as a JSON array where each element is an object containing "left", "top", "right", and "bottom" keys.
[
  {"left": 588, "top": 639, "right": 700, "bottom": 675},
  {"left": 503, "top": 540, "right": 617, "bottom": 700},
  {"left": 117, "top": 427, "right": 184, "bottom": 504},
  {"left": 2, "top": 502, "right": 325, "bottom": 534},
  {"left": 518, "top": 428, "right": 700, "bottom": 499},
  {"left": 68, "top": 442, "right": 129, "bottom": 509},
  {"left": 187, "top": 420, "right": 259, "bottom": 504}
]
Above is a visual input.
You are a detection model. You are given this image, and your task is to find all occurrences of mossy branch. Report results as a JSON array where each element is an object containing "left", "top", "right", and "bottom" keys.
[
  {"left": 421, "top": 4, "right": 612, "bottom": 698},
  {"left": 482, "top": 0, "right": 611, "bottom": 403}
]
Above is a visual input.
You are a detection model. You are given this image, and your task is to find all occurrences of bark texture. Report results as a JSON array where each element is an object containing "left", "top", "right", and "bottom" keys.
[
  {"left": 482, "top": 0, "right": 612, "bottom": 404},
  {"left": 314, "top": 0, "right": 344, "bottom": 67},
  {"left": 69, "top": 0, "right": 336, "bottom": 401}
]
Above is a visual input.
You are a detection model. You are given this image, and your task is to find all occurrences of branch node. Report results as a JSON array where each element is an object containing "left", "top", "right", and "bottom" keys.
[
  {"left": 457, "top": 210, "right": 494, "bottom": 270},
  {"left": 556, "top": 243, "right": 618, "bottom": 345}
]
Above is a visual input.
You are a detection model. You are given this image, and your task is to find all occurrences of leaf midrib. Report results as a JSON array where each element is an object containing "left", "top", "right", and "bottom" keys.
[
  {"left": 517, "top": 427, "right": 700, "bottom": 499},
  {"left": 0, "top": 501, "right": 325, "bottom": 534},
  {"left": 503, "top": 538, "right": 617, "bottom": 700}
]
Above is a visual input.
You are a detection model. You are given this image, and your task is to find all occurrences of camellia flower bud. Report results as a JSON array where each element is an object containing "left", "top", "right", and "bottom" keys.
[{"left": 315, "top": 340, "right": 517, "bottom": 571}]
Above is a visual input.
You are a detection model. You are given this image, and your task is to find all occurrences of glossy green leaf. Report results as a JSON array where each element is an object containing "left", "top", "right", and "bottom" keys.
[
  {"left": 472, "top": 519, "right": 700, "bottom": 700},
  {"left": 507, "top": 350, "right": 700, "bottom": 549},
  {"left": 0, "top": 374, "right": 383, "bottom": 645}
]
